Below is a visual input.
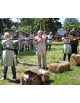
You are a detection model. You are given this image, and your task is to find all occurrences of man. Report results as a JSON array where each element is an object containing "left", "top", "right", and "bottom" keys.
[
  {"left": 34, "top": 30, "right": 47, "bottom": 69},
  {"left": 46, "top": 32, "right": 53, "bottom": 50}
]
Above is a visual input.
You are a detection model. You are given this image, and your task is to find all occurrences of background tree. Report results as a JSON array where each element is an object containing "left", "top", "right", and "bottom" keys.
[
  {"left": 19, "top": 18, "right": 62, "bottom": 35},
  {"left": 0, "top": 19, "right": 4, "bottom": 33},
  {"left": 0, "top": 18, "right": 13, "bottom": 33},
  {"left": 19, "top": 18, "right": 34, "bottom": 33},
  {"left": 3, "top": 18, "right": 12, "bottom": 29},
  {"left": 62, "top": 18, "right": 80, "bottom": 34}
]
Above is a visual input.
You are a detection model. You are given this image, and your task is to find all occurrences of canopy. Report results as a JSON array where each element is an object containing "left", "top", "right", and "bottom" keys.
[{"left": 56, "top": 29, "right": 67, "bottom": 36}]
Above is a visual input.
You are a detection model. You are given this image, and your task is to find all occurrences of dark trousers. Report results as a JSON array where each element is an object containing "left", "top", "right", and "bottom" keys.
[
  {"left": 46, "top": 44, "right": 51, "bottom": 50},
  {"left": 72, "top": 45, "right": 77, "bottom": 54},
  {"left": 63, "top": 53, "right": 71, "bottom": 62},
  {"left": 2, "top": 62, "right": 16, "bottom": 79},
  {"left": 30, "top": 43, "right": 34, "bottom": 50},
  {"left": 25, "top": 46, "right": 29, "bottom": 50},
  {"left": 14, "top": 49, "right": 19, "bottom": 62}
]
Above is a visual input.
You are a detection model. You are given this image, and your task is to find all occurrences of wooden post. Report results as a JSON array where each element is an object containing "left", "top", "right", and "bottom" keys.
[
  {"left": 40, "top": 23, "right": 41, "bottom": 30},
  {"left": 43, "top": 21, "right": 45, "bottom": 32}
]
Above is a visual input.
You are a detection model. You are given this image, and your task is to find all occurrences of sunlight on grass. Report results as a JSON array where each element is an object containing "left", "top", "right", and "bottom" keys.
[{"left": 0, "top": 41, "right": 80, "bottom": 85}]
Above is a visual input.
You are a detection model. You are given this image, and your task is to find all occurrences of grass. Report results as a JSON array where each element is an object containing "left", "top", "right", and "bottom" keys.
[{"left": 0, "top": 41, "right": 80, "bottom": 85}]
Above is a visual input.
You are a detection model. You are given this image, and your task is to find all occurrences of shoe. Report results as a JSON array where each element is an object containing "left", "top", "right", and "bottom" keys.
[
  {"left": 17, "top": 60, "right": 19, "bottom": 63},
  {"left": 17, "top": 61, "right": 20, "bottom": 64},
  {"left": 38, "top": 66, "right": 41, "bottom": 69},
  {"left": 38, "top": 67, "right": 41, "bottom": 69},
  {"left": 0, "top": 77, "right": 6, "bottom": 80},
  {"left": 43, "top": 67, "right": 48, "bottom": 70},
  {"left": 13, "top": 78, "right": 17, "bottom": 82}
]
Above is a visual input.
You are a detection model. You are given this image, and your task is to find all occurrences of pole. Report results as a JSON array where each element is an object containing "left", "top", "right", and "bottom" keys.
[
  {"left": 40, "top": 23, "right": 41, "bottom": 30},
  {"left": 43, "top": 20, "right": 45, "bottom": 32}
]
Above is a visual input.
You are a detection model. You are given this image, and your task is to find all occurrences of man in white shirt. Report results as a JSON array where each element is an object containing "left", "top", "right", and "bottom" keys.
[
  {"left": 46, "top": 32, "right": 53, "bottom": 50},
  {"left": 34, "top": 30, "right": 46, "bottom": 69}
]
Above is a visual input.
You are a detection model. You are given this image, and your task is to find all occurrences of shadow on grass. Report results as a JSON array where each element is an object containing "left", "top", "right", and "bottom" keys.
[
  {"left": 8, "top": 78, "right": 20, "bottom": 84},
  {"left": 46, "top": 48, "right": 57, "bottom": 51},
  {"left": 46, "top": 48, "right": 63, "bottom": 51},
  {"left": 19, "top": 63, "right": 37, "bottom": 66},
  {"left": 19, "top": 49, "right": 36, "bottom": 57},
  {"left": 52, "top": 41, "right": 63, "bottom": 45},
  {"left": 76, "top": 64, "right": 80, "bottom": 67},
  {"left": 7, "top": 78, "right": 54, "bottom": 85},
  {"left": 53, "top": 44, "right": 63, "bottom": 46},
  {"left": 42, "top": 80, "right": 54, "bottom": 85},
  {"left": 56, "top": 69, "right": 72, "bottom": 74}
]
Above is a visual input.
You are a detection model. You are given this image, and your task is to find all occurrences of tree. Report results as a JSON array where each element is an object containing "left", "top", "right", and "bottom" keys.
[
  {"left": 0, "top": 19, "right": 4, "bottom": 33},
  {"left": 63, "top": 18, "right": 79, "bottom": 32},
  {"left": 33, "top": 18, "right": 49, "bottom": 33},
  {"left": 3, "top": 18, "right": 12, "bottom": 29},
  {"left": 0, "top": 18, "right": 13, "bottom": 33},
  {"left": 46, "top": 18, "right": 61, "bottom": 34},
  {"left": 19, "top": 18, "right": 62, "bottom": 35},
  {"left": 20, "top": 18, "right": 34, "bottom": 33},
  {"left": 64, "top": 18, "right": 78, "bottom": 25}
]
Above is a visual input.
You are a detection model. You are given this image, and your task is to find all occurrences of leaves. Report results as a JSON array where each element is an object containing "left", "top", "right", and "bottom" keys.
[
  {"left": 0, "top": 18, "right": 13, "bottom": 33},
  {"left": 20, "top": 18, "right": 62, "bottom": 35},
  {"left": 63, "top": 18, "right": 80, "bottom": 34}
]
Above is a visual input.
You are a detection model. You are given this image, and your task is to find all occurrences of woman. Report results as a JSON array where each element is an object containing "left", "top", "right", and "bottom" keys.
[
  {"left": 62, "top": 33, "right": 72, "bottom": 62},
  {"left": 70, "top": 34, "right": 79, "bottom": 54},
  {"left": 1, "top": 32, "right": 21, "bottom": 81}
]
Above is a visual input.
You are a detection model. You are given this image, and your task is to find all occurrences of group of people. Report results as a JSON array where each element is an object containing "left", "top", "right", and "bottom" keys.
[
  {"left": 0, "top": 28, "right": 79, "bottom": 82},
  {"left": 19, "top": 33, "right": 34, "bottom": 51},
  {"left": 0, "top": 30, "right": 48, "bottom": 81}
]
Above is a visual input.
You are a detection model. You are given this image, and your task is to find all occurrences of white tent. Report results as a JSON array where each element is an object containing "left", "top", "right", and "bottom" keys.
[{"left": 56, "top": 29, "right": 67, "bottom": 36}]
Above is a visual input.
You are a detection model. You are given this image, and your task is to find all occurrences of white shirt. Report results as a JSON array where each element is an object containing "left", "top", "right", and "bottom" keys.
[{"left": 34, "top": 36, "right": 46, "bottom": 56}]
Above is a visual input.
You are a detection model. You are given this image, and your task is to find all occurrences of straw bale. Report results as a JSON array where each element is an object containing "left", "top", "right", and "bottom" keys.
[
  {"left": 48, "top": 61, "right": 71, "bottom": 73},
  {"left": 38, "top": 69, "right": 50, "bottom": 82},
  {"left": 20, "top": 69, "right": 50, "bottom": 85},
  {"left": 70, "top": 54, "right": 80, "bottom": 66},
  {"left": 20, "top": 71, "right": 42, "bottom": 85}
]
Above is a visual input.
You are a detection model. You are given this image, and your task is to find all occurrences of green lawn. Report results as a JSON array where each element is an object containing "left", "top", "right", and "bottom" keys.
[{"left": 0, "top": 42, "right": 80, "bottom": 85}]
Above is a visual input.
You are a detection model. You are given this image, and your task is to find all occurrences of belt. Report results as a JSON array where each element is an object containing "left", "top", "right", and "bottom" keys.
[{"left": 3, "top": 48, "right": 14, "bottom": 51}]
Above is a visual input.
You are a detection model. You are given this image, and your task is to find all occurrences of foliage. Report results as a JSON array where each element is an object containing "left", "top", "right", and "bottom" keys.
[
  {"left": 64, "top": 18, "right": 78, "bottom": 25},
  {"left": 20, "top": 18, "right": 62, "bottom": 35},
  {"left": 0, "top": 19, "right": 5, "bottom": 33},
  {"left": 0, "top": 18, "right": 62, "bottom": 35},
  {"left": 0, "top": 18, "right": 13, "bottom": 33},
  {"left": 63, "top": 18, "right": 80, "bottom": 34}
]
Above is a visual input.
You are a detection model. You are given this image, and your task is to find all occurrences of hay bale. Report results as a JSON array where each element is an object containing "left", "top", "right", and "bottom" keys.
[
  {"left": 48, "top": 61, "right": 71, "bottom": 73},
  {"left": 70, "top": 54, "right": 80, "bottom": 66},
  {"left": 38, "top": 69, "right": 50, "bottom": 82},
  {"left": 20, "top": 69, "right": 50, "bottom": 85},
  {"left": 20, "top": 70, "right": 42, "bottom": 85}
]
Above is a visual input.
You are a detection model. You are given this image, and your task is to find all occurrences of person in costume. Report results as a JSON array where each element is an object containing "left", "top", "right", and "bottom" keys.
[
  {"left": 62, "top": 33, "right": 72, "bottom": 62},
  {"left": 34, "top": 30, "right": 47, "bottom": 69},
  {"left": 1, "top": 32, "right": 21, "bottom": 81}
]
